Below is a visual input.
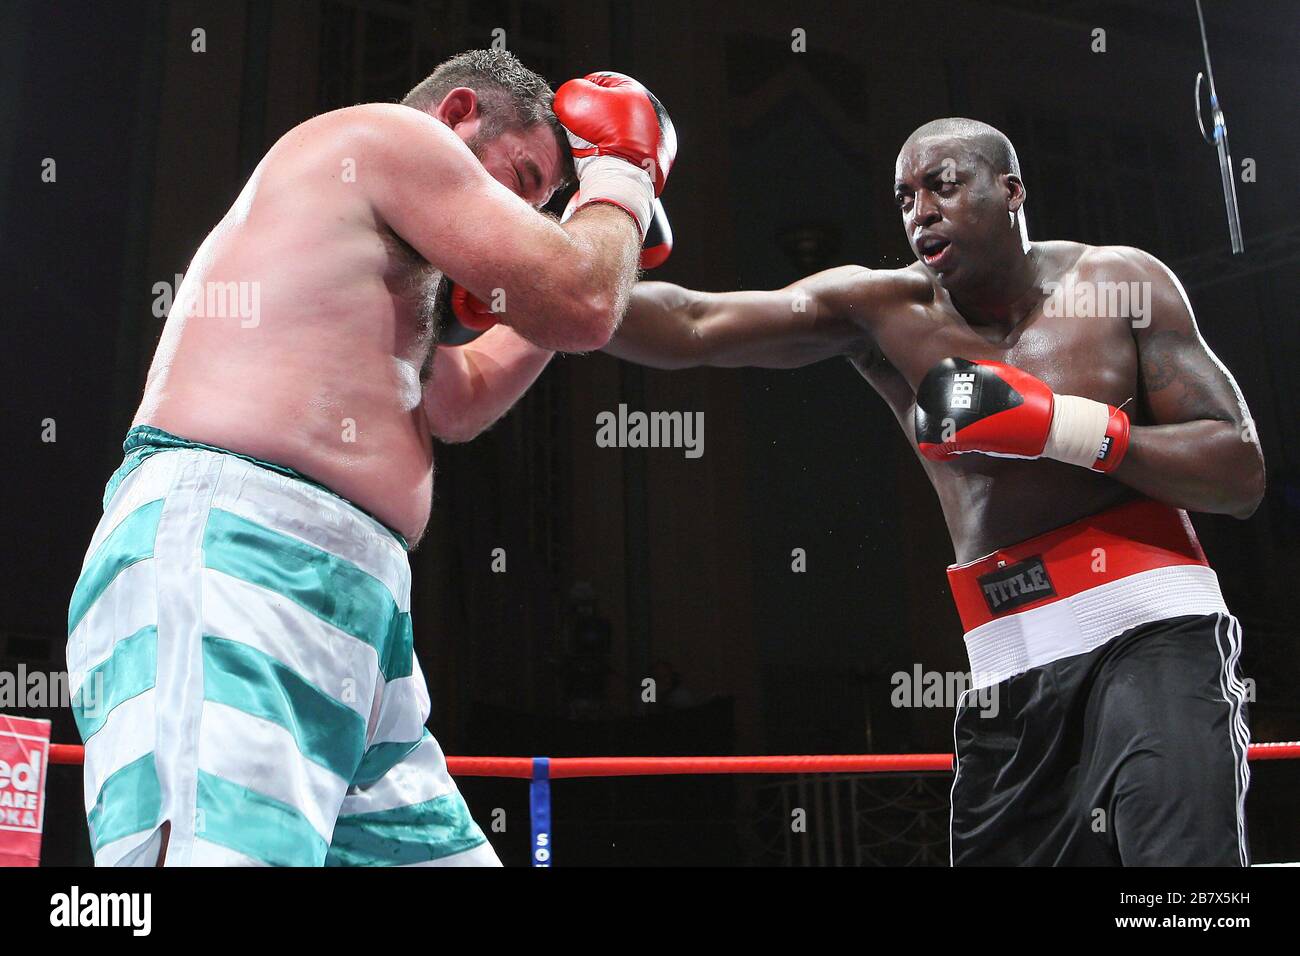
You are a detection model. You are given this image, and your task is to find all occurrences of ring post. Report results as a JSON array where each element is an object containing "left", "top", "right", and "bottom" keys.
[{"left": 529, "top": 757, "right": 552, "bottom": 867}]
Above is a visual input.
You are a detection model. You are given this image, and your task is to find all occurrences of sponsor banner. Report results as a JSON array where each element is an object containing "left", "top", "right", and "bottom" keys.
[{"left": 0, "top": 715, "right": 51, "bottom": 867}]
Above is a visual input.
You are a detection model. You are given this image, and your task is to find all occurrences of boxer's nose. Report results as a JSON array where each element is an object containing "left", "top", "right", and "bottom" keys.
[{"left": 913, "top": 192, "right": 942, "bottom": 227}]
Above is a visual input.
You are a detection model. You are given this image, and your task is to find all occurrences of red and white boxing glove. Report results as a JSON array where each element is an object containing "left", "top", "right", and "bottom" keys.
[
  {"left": 553, "top": 71, "right": 677, "bottom": 238},
  {"left": 913, "top": 357, "right": 1130, "bottom": 473},
  {"left": 562, "top": 191, "right": 673, "bottom": 269}
]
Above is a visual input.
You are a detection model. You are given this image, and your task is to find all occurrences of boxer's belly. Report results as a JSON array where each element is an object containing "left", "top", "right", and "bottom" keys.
[
  {"left": 136, "top": 354, "right": 434, "bottom": 543},
  {"left": 931, "top": 455, "right": 1137, "bottom": 565}
]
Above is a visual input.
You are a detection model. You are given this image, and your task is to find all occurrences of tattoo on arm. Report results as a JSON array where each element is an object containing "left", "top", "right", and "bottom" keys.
[
  {"left": 1141, "top": 331, "right": 1179, "bottom": 390},
  {"left": 1140, "top": 329, "right": 1229, "bottom": 421}
]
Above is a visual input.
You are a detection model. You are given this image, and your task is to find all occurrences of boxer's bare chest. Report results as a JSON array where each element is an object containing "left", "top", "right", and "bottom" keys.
[
  {"left": 848, "top": 256, "right": 1143, "bottom": 558},
  {"left": 856, "top": 253, "right": 1142, "bottom": 430}
]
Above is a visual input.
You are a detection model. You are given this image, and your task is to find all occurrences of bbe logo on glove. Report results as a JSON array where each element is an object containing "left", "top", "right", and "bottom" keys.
[
  {"left": 950, "top": 371, "right": 978, "bottom": 410},
  {"left": 914, "top": 356, "right": 1131, "bottom": 472},
  {"left": 914, "top": 357, "right": 1028, "bottom": 458}
]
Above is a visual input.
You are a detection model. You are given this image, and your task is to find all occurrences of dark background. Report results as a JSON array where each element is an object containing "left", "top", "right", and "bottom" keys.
[{"left": 2, "top": 0, "right": 1298, "bottom": 866}]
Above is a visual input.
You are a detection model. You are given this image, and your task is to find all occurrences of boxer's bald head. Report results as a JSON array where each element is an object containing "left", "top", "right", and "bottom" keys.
[
  {"left": 900, "top": 118, "right": 1021, "bottom": 179},
  {"left": 894, "top": 118, "right": 1029, "bottom": 294}
]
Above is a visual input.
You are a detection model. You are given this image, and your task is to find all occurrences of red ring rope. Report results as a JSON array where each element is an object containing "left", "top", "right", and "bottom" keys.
[{"left": 46, "top": 742, "right": 1300, "bottom": 775}]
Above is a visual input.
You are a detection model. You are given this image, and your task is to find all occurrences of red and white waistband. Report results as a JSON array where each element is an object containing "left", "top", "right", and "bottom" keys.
[{"left": 946, "top": 499, "right": 1228, "bottom": 689}]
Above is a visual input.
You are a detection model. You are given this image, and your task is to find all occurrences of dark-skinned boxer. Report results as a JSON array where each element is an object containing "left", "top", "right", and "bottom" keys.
[{"left": 603, "top": 118, "right": 1263, "bottom": 866}]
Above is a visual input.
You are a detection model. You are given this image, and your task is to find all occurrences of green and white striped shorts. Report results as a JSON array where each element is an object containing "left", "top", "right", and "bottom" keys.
[{"left": 67, "top": 436, "right": 499, "bottom": 866}]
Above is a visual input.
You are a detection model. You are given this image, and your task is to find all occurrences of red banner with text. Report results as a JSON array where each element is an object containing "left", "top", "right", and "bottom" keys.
[{"left": 0, "top": 715, "right": 51, "bottom": 866}]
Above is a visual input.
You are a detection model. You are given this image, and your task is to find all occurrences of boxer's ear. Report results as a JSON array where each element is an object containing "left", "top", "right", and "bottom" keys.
[
  {"left": 435, "top": 87, "right": 481, "bottom": 134},
  {"left": 1004, "top": 173, "right": 1027, "bottom": 213}
]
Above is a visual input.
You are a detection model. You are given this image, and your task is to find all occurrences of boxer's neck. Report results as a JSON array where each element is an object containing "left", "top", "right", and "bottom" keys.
[{"left": 947, "top": 243, "right": 1044, "bottom": 336}]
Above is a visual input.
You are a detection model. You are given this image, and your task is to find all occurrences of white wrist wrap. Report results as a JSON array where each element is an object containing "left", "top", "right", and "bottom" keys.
[
  {"left": 573, "top": 155, "right": 654, "bottom": 238},
  {"left": 1043, "top": 394, "right": 1110, "bottom": 468}
]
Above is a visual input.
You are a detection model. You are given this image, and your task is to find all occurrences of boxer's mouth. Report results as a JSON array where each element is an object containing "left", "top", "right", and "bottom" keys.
[{"left": 918, "top": 235, "right": 952, "bottom": 266}]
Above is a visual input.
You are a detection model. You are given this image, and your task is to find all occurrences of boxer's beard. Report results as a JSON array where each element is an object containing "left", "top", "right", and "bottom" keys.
[
  {"left": 466, "top": 131, "right": 491, "bottom": 160},
  {"left": 465, "top": 117, "right": 509, "bottom": 162}
]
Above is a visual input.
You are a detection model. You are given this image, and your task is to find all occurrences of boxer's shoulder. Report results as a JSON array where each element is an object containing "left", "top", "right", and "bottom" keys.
[
  {"left": 869, "top": 262, "right": 950, "bottom": 311},
  {"left": 271, "top": 104, "right": 466, "bottom": 175},
  {"left": 834, "top": 263, "right": 933, "bottom": 305},
  {"left": 893, "top": 262, "right": 943, "bottom": 297},
  {"left": 808, "top": 264, "right": 933, "bottom": 327},
  {"left": 1068, "top": 241, "right": 1173, "bottom": 285},
  {"left": 299, "top": 102, "right": 444, "bottom": 136}
]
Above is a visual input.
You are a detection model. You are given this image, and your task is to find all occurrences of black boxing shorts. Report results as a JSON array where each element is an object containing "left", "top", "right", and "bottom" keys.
[{"left": 945, "top": 498, "right": 1250, "bottom": 866}]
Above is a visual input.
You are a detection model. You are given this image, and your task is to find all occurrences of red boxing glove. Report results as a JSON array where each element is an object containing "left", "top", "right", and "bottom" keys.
[
  {"left": 437, "top": 282, "right": 499, "bottom": 347},
  {"left": 913, "top": 357, "right": 1130, "bottom": 473},
  {"left": 562, "top": 191, "right": 673, "bottom": 269},
  {"left": 553, "top": 72, "right": 676, "bottom": 236},
  {"left": 554, "top": 71, "right": 676, "bottom": 193}
]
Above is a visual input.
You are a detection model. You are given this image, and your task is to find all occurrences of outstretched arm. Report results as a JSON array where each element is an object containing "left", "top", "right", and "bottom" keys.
[
  {"left": 1112, "top": 249, "right": 1265, "bottom": 518},
  {"left": 607, "top": 266, "right": 885, "bottom": 370}
]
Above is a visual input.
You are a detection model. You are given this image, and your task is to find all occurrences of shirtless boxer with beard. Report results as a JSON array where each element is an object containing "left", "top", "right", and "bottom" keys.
[
  {"left": 607, "top": 118, "right": 1263, "bottom": 865},
  {"left": 67, "top": 50, "right": 675, "bottom": 866}
]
